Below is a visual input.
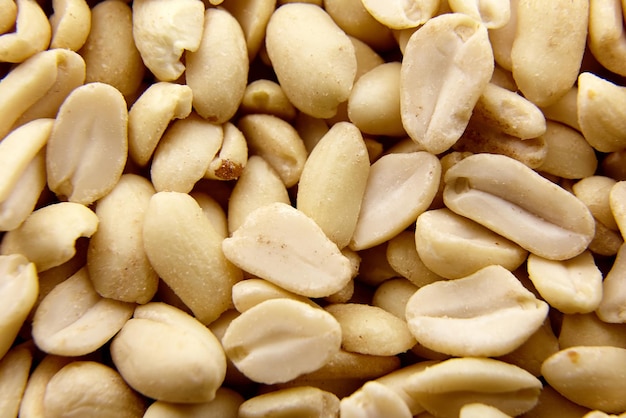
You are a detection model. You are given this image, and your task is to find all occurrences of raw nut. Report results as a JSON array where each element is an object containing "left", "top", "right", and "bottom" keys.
[
  {"left": 443, "top": 153, "right": 595, "bottom": 260},
  {"left": 131, "top": 0, "right": 204, "bottom": 81},
  {"left": 372, "top": 277, "right": 419, "bottom": 320},
  {"left": 588, "top": 0, "right": 626, "bottom": 76},
  {"left": 299, "top": 349, "right": 400, "bottom": 381},
  {"left": 558, "top": 313, "right": 626, "bottom": 350},
  {"left": 375, "top": 361, "right": 438, "bottom": 416},
  {"left": 222, "top": 202, "right": 353, "bottom": 298},
  {"left": 19, "top": 355, "right": 74, "bottom": 418},
  {"left": 360, "top": 0, "right": 440, "bottom": 29},
  {"left": 46, "top": 82, "right": 128, "bottom": 205},
  {"left": 239, "top": 386, "right": 340, "bottom": 418},
  {"left": 350, "top": 35, "right": 385, "bottom": 80},
  {"left": 265, "top": 3, "right": 357, "bottom": 118},
  {"left": 0, "top": 0, "right": 51, "bottom": 63},
  {"left": 221, "top": 0, "right": 276, "bottom": 61},
  {"left": 485, "top": 0, "right": 518, "bottom": 71},
  {"left": 596, "top": 243, "right": 626, "bottom": 323},
  {"left": 0, "top": 0, "right": 16, "bottom": 34},
  {"left": 340, "top": 381, "right": 412, "bottom": 418},
  {"left": 222, "top": 298, "right": 342, "bottom": 384},
  {"left": 111, "top": 302, "right": 227, "bottom": 403},
  {"left": 240, "top": 79, "right": 297, "bottom": 120},
  {"left": 611, "top": 181, "right": 626, "bottom": 240},
  {"left": 448, "top": 0, "right": 511, "bottom": 29},
  {"left": 205, "top": 122, "right": 248, "bottom": 181},
  {"left": 460, "top": 403, "right": 512, "bottom": 418},
  {"left": 144, "top": 388, "right": 244, "bottom": 418},
  {"left": 405, "top": 265, "right": 548, "bottom": 357},
  {"left": 401, "top": 13, "right": 494, "bottom": 154},
  {"left": 539, "top": 86, "right": 580, "bottom": 131},
  {"left": 573, "top": 176, "right": 618, "bottom": 231},
  {"left": 49, "top": 0, "right": 91, "bottom": 50},
  {"left": 231, "top": 278, "right": 319, "bottom": 313},
  {"left": 386, "top": 230, "right": 443, "bottom": 288},
  {"left": 191, "top": 192, "right": 229, "bottom": 239},
  {"left": 0, "top": 345, "right": 32, "bottom": 417}
]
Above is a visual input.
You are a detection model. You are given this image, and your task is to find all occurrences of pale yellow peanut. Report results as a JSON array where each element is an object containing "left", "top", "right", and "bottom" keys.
[
  {"left": 406, "top": 265, "right": 548, "bottom": 357},
  {"left": 223, "top": 202, "right": 353, "bottom": 298},
  {"left": 240, "top": 79, "right": 297, "bottom": 120},
  {"left": 132, "top": 0, "right": 204, "bottom": 81},
  {"left": 573, "top": 176, "right": 618, "bottom": 230},
  {"left": 128, "top": 81, "right": 193, "bottom": 167},
  {"left": 559, "top": 313, "right": 626, "bottom": 350},
  {"left": 0, "top": 0, "right": 50, "bottom": 63},
  {"left": 222, "top": 298, "right": 342, "bottom": 384},
  {"left": 361, "top": 0, "right": 440, "bottom": 29},
  {"left": 357, "top": 242, "right": 398, "bottom": 286},
  {"left": 46, "top": 82, "right": 128, "bottom": 205},
  {"left": 265, "top": 3, "right": 357, "bottom": 118},
  {"left": 0, "top": 345, "right": 31, "bottom": 417},
  {"left": 386, "top": 231, "right": 443, "bottom": 288},
  {"left": 19, "top": 355, "right": 74, "bottom": 418},
  {"left": 449, "top": 0, "right": 510, "bottom": 29},
  {"left": 542, "top": 346, "right": 626, "bottom": 413},
  {"left": 350, "top": 152, "right": 441, "bottom": 251},
  {"left": 375, "top": 361, "right": 438, "bottom": 416},
  {"left": 186, "top": 7, "right": 248, "bottom": 123},
  {"left": 536, "top": 120, "right": 597, "bottom": 179},
  {"left": 49, "top": 0, "right": 91, "bottom": 50},
  {"left": 602, "top": 150, "right": 626, "bottom": 181},
  {"left": 87, "top": 174, "right": 158, "bottom": 304},
  {"left": 143, "top": 191, "right": 242, "bottom": 325},
  {"left": 511, "top": 0, "right": 588, "bottom": 106},
  {"left": 0, "top": 0, "right": 16, "bottom": 34},
  {"left": 222, "top": 0, "right": 275, "bottom": 61},
  {"left": 460, "top": 403, "right": 512, "bottom": 418},
  {"left": 298, "top": 348, "right": 400, "bottom": 381},
  {"left": 191, "top": 191, "right": 229, "bottom": 239},
  {"left": 596, "top": 243, "right": 626, "bottom": 323},
  {"left": 487, "top": 0, "right": 518, "bottom": 71},
  {"left": 522, "top": 385, "right": 592, "bottom": 418},
  {"left": 350, "top": 35, "right": 385, "bottom": 80},
  {"left": 611, "top": 181, "right": 626, "bottom": 240},
  {"left": 588, "top": 218, "right": 623, "bottom": 257},
  {"left": 443, "top": 153, "right": 595, "bottom": 260},
  {"left": 539, "top": 87, "right": 580, "bottom": 131},
  {"left": 205, "top": 122, "right": 248, "bottom": 181},
  {"left": 0, "top": 202, "right": 97, "bottom": 272},
  {"left": 324, "top": 277, "right": 355, "bottom": 304},
  {"left": 401, "top": 13, "right": 494, "bottom": 154},
  {"left": 239, "top": 386, "right": 340, "bottom": 418},
  {"left": 415, "top": 208, "right": 528, "bottom": 279},
  {"left": 295, "top": 112, "right": 330, "bottom": 154},
  {"left": 489, "top": 65, "right": 517, "bottom": 91},
  {"left": 341, "top": 380, "right": 412, "bottom": 418},
  {"left": 231, "top": 279, "right": 319, "bottom": 312},
  {"left": 43, "top": 361, "right": 146, "bottom": 418},
  {"left": 79, "top": 0, "right": 145, "bottom": 99},
  {"left": 143, "top": 388, "right": 243, "bottom": 418},
  {"left": 32, "top": 267, "right": 134, "bottom": 356},
  {"left": 373, "top": 278, "right": 419, "bottom": 320},
  {"left": 588, "top": 0, "right": 626, "bottom": 76}
]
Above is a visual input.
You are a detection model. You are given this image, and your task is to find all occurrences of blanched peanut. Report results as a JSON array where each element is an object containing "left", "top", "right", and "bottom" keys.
[
  {"left": 143, "top": 192, "right": 242, "bottom": 325},
  {"left": 460, "top": 403, "right": 512, "bottom": 418},
  {"left": 0, "top": 0, "right": 16, "bottom": 34},
  {"left": 350, "top": 152, "right": 441, "bottom": 251},
  {"left": 559, "top": 313, "right": 626, "bottom": 350},
  {"left": 350, "top": 36, "right": 385, "bottom": 80},
  {"left": 112, "top": 302, "right": 227, "bottom": 403},
  {"left": 540, "top": 87, "right": 580, "bottom": 131},
  {"left": 588, "top": 218, "right": 623, "bottom": 257},
  {"left": 573, "top": 176, "right": 618, "bottom": 231},
  {"left": 401, "top": 13, "right": 494, "bottom": 154},
  {"left": 222, "top": 202, "right": 353, "bottom": 298},
  {"left": 340, "top": 380, "right": 412, "bottom": 418},
  {"left": 596, "top": 243, "right": 626, "bottom": 323},
  {"left": 611, "top": 181, "right": 626, "bottom": 240},
  {"left": 522, "top": 385, "right": 591, "bottom": 418},
  {"left": 443, "top": 153, "right": 595, "bottom": 260},
  {"left": 511, "top": 0, "right": 588, "bottom": 107},
  {"left": 222, "top": 298, "right": 342, "bottom": 384},
  {"left": 32, "top": 267, "right": 134, "bottom": 356},
  {"left": 298, "top": 349, "right": 400, "bottom": 381},
  {"left": 205, "top": 122, "right": 248, "bottom": 181},
  {"left": 542, "top": 346, "right": 626, "bottom": 413},
  {"left": 361, "top": 0, "right": 440, "bottom": 29},
  {"left": 265, "top": 3, "right": 357, "bottom": 118},
  {"left": 49, "top": 0, "right": 91, "bottom": 51},
  {"left": 415, "top": 208, "right": 527, "bottom": 279},
  {"left": 186, "top": 7, "right": 248, "bottom": 123},
  {"left": 0, "top": 0, "right": 51, "bottom": 63},
  {"left": 1, "top": 202, "right": 98, "bottom": 272},
  {"left": 231, "top": 278, "right": 319, "bottom": 312},
  {"left": 374, "top": 361, "right": 438, "bottom": 416},
  {"left": 43, "top": 361, "right": 146, "bottom": 418},
  {"left": 487, "top": 0, "right": 518, "bottom": 71},
  {"left": 191, "top": 192, "right": 229, "bottom": 239},
  {"left": 448, "top": 0, "right": 510, "bottom": 29},
  {"left": 0, "top": 345, "right": 32, "bottom": 417},
  {"left": 386, "top": 231, "right": 443, "bottom": 288},
  {"left": 143, "top": 388, "right": 243, "bottom": 418},
  {"left": 87, "top": 174, "right": 158, "bottom": 304},
  {"left": 19, "top": 355, "right": 74, "bottom": 418},
  {"left": 132, "top": 0, "right": 204, "bottom": 81},
  {"left": 240, "top": 79, "right": 297, "bottom": 120},
  {"left": 222, "top": 0, "right": 276, "bottom": 61},
  {"left": 373, "top": 278, "right": 419, "bottom": 320},
  {"left": 47, "top": 82, "right": 128, "bottom": 205},
  {"left": 239, "top": 386, "right": 340, "bottom": 418},
  {"left": 588, "top": 0, "right": 626, "bottom": 76}
]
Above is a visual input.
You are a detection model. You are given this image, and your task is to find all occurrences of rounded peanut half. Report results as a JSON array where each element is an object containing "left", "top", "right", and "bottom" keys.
[
  {"left": 573, "top": 176, "right": 618, "bottom": 231},
  {"left": 205, "top": 122, "right": 248, "bottom": 181},
  {"left": 222, "top": 298, "right": 342, "bottom": 384},
  {"left": 360, "top": 0, "right": 440, "bottom": 29},
  {"left": 49, "top": 0, "right": 91, "bottom": 51},
  {"left": 340, "top": 380, "right": 412, "bottom": 418},
  {"left": 239, "top": 386, "right": 340, "bottom": 418},
  {"left": 542, "top": 346, "right": 626, "bottom": 413},
  {"left": 0, "top": 0, "right": 16, "bottom": 35},
  {"left": 406, "top": 265, "right": 548, "bottom": 357},
  {"left": 401, "top": 12, "right": 494, "bottom": 154},
  {"left": 448, "top": 0, "right": 511, "bottom": 29},
  {"left": 0, "top": 345, "right": 32, "bottom": 417},
  {"left": 112, "top": 302, "right": 226, "bottom": 403},
  {"left": 487, "top": 0, "right": 518, "bottom": 71},
  {"left": 19, "top": 355, "right": 74, "bottom": 418},
  {"left": 373, "top": 277, "right": 419, "bottom": 320},
  {"left": 221, "top": 0, "right": 276, "bottom": 61},
  {"left": 460, "top": 403, "right": 512, "bottom": 418},
  {"left": 588, "top": 0, "right": 626, "bottom": 76},
  {"left": 386, "top": 230, "right": 443, "bottom": 288},
  {"left": 0, "top": 0, "right": 51, "bottom": 63},
  {"left": 144, "top": 388, "right": 243, "bottom": 418},
  {"left": 559, "top": 313, "right": 626, "bottom": 350},
  {"left": 611, "top": 181, "right": 626, "bottom": 240},
  {"left": 231, "top": 278, "right": 319, "bottom": 313},
  {"left": 299, "top": 348, "right": 400, "bottom": 381},
  {"left": 265, "top": 3, "right": 357, "bottom": 118},
  {"left": 443, "top": 153, "right": 595, "bottom": 260},
  {"left": 222, "top": 202, "right": 353, "bottom": 298},
  {"left": 596, "top": 243, "right": 626, "bottom": 323},
  {"left": 240, "top": 79, "right": 297, "bottom": 120}
]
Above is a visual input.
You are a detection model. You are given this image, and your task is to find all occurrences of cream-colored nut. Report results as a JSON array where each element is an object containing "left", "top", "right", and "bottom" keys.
[
  {"left": 1, "top": 202, "right": 98, "bottom": 272},
  {"left": 527, "top": 251, "right": 603, "bottom": 314},
  {"left": 87, "top": 174, "right": 158, "bottom": 304},
  {"left": 361, "top": 0, "right": 439, "bottom": 29},
  {"left": 401, "top": 13, "right": 494, "bottom": 154},
  {"left": 524, "top": 384, "right": 592, "bottom": 418},
  {"left": 578, "top": 72, "right": 626, "bottom": 153},
  {"left": 559, "top": 313, "right": 626, "bottom": 350},
  {"left": 0, "top": 345, "right": 31, "bottom": 417},
  {"left": 542, "top": 346, "right": 626, "bottom": 413},
  {"left": 34, "top": 248, "right": 86, "bottom": 316},
  {"left": 539, "top": 86, "right": 580, "bottom": 131},
  {"left": 186, "top": 7, "right": 248, "bottom": 123},
  {"left": 373, "top": 278, "right": 418, "bottom": 320},
  {"left": 0, "top": 0, "right": 51, "bottom": 63},
  {"left": 386, "top": 231, "right": 443, "bottom": 288},
  {"left": 47, "top": 82, "right": 128, "bottom": 205},
  {"left": 0, "top": 255, "right": 37, "bottom": 360},
  {"left": 132, "top": 0, "right": 204, "bottom": 81},
  {"left": 238, "top": 114, "right": 308, "bottom": 188},
  {"left": 407, "top": 357, "right": 542, "bottom": 418},
  {"left": 340, "top": 380, "right": 412, "bottom": 418},
  {"left": 191, "top": 191, "right": 228, "bottom": 239},
  {"left": 602, "top": 150, "right": 626, "bottom": 182},
  {"left": 128, "top": 82, "right": 192, "bottom": 167},
  {"left": 596, "top": 243, "right": 626, "bottom": 323},
  {"left": 583, "top": 412, "right": 626, "bottom": 418},
  {"left": 449, "top": 0, "right": 510, "bottom": 29},
  {"left": 326, "top": 303, "right": 415, "bottom": 356},
  {"left": 415, "top": 208, "right": 528, "bottom": 279},
  {"left": 350, "top": 36, "right": 385, "bottom": 81},
  {"left": 297, "top": 122, "right": 369, "bottom": 249},
  {"left": 19, "top": 355, "right": 74, "bottom": 418},
  {"left": 227, "top": 155, "right": 290, "bottom": 234},
  {"left": 239, "top": 386, "right": 340, "bottom": 418},
  {"left": 487, "top": 0, "right": 518, "bottom": 71},
  {"left": 143, "top": 192, "right": 242, "bottom": 325},
  {"left": 151, "top": 114, "right": 223, "bottom": 193},
  {"left": 588, "top": 0, "right": 626, "bottom": 76},
  {"left": 406, "top": 265, "right": 548, "bottom": 357},
  {"left": 443, "top": 153, "right": 595, "bottom": 260},
  {"left": 348, "top": 62, "right": 405, "bottom": 137},
  {"left": 588, "top": 218, "right": 623, "bottom": 257},
  {"left": 611, "top": 181, "right": 626, "bottom": 240},
  {"left": 222, "top": 298, "right": 342, "bottom": 384},
  {"left": 324, "top": 278, "right": 355, "bottom": 304},
  {"left": 299, "top": 349, "right": 400, "bottom": 381},
  {"left": 222, "top": 0, "right": 275, "bottom": 61},
  {"left": 49, "top": 0, "right": 91, "bottom": 50},
  {"left": 144, "top": 388, "right": 244, "bottom": 418},
  {"left": 32, "top": 267, "right": 134, "bottom": 356},
  {"left": 350, "top": 152, "right": 441, "bottom": 251},
  {"left": 0, "top": 0, "right": 17, "bottom": 34},
  {"left": 357, "top": 243, "right": 399, "bottom": 286},
  {"left": 265, "top": 3, "right": 357, "bottom": 118},
  {"left": 80, "top": 0, "right": 145, "bottom": 99},
  {"left": 511, "top": 0, "right": 588, "bottom": 106},
  {"left": 231, "top": 279, "right": 319, "bottom": 312},
  {"left": 205, "top": 122, "right": 248, "bottom": 181},
  {"left": 240, "top": 79, "right": 297, "bottom": 121},
  {"left": 295, "top": 112, "right": 330, "bottom": 154},
  {"left": 375, "top": 361, "right": 438, "bottom": 416},
  {"left": 222, "top": 202, "right": 353, "bottom": 298},
  {"left": 43, "top": 361, "right": 146, "bottom": 418},
  {"left": 112, "top": 302, "right": 226, "bottom": 403},
  {"left": 573, "top": 176, "right": 618, "bottom": 230}
]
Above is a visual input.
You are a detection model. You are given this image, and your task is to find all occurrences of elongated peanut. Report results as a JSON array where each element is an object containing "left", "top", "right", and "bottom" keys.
[
  {"left": 0, "top": 0, "right": 16, "bottom": 34},
  {"left": 0, "top": 345, "right": 32, "bottom": 417},
  {"left": 0, "top": 0, "right": 51, "bottom": 63},
  {"left": 596, "top": 243, "right": 626, "bottom": 323},
  {"left": 49, "top": 0, "right": 91, "bottom": 51},
  {"left": 239, "top": 386, "right": 340, "bottom": 418},
  {"left": 588, "top": 0, "right": 626, "bottom": 76},
  {"left": 448, "top": 0, "right": 511, "bottom": 29},
  {"left": 341, "top": 380, "right": 412, "bottom": 418},
  {"left": 361, "top": 0, "right": 440, "bottom": 29},
  {"left": 222, "top": 0, "right": 276, "bottom": 61}
]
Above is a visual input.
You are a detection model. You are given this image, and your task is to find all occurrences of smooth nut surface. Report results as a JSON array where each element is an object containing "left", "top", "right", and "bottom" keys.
[
  {"left": 239, "top": 386, "right": 340, "bottom": 418},
  {"left": 340, "top": 380, "right": 412, "bottom": 418},
  {"left": 361, "top": 0, "right": 439, "bottom": 29}
]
